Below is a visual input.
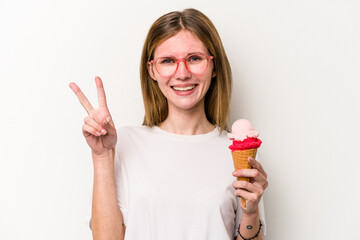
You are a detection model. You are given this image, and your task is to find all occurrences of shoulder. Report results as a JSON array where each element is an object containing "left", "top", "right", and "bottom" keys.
[
  {"left": 218, "top": 127, "right": 229, "bottom": 138},
  {"left": 114, "top": 125, "right": 155, "bottom": 155},
  {"left": 116, "top": 125, "right": 157, "bottom": 141},
  {"left": 213, "top": 127, "right": 230, "bottom": 143},
  {"left": 116, "top": 124, "right": 150, "bottom": 135},
  {"left": 116, "top": 125, "right": 147, "bottom": 135}
]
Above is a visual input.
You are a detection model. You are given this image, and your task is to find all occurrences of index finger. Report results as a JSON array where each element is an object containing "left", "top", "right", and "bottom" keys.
[
  {"left": 249, "top": 157, "right": 267, "bottom": 178},
  {"left": 69, "top": 82, "right": 94, "bottom": 114},
  {"left": 95, "top": 76, "right": 108, "bottom": 108}
]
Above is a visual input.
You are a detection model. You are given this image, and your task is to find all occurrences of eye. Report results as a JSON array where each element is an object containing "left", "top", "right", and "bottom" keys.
[
  {"left": 188, "top": 55, "right": 203, "bottom": 62},
  {"left": 158, "top": 58, "right": 175, "bottom": 64}
]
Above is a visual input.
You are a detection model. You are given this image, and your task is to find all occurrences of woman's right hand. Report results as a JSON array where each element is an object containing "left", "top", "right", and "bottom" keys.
[{"left": 69, "top": 76, "right": 117, "bottom": 156}]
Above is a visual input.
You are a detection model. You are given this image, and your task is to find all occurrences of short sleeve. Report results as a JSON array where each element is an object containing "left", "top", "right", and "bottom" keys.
[{"left": 233, "top": 151, "right": 267, "bottom": 237}]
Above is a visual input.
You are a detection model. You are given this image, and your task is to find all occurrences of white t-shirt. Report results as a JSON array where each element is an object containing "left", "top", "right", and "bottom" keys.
[{"left": 112, "top": 125, "right": 266, "bottom": 239}]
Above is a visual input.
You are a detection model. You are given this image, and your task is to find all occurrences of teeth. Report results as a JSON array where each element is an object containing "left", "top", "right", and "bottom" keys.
[{"left": 172, "top": 85, "right": 195, "bottom": 91}]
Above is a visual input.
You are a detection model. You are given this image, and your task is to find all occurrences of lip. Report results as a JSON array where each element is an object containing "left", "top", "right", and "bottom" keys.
[
  {"left": 171, "top": 84, "right": 198, "bottom": 96},
  {"left": 171, "top": 83, "right": 198, "bottom": 88}
]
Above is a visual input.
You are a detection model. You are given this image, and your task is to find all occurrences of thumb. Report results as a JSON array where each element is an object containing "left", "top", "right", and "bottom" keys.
[
  {"left": 102, "top": 115, "right": 116, "bottom": 134},
  {"left": 106, "top": 115, "right": 115, "bottom": 128}
]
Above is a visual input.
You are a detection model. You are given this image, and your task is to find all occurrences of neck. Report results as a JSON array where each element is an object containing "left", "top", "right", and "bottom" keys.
[{"left": 159, "top": 100, "right": 215, "bottom": 135}]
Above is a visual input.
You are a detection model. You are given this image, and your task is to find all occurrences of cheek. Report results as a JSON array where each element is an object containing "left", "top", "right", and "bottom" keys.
[
  {"left": 155, "top": 78, "right": 171, "bottom": 94},
  {"left": 156, "top": 77, "right": 170, "bottom": 86},
  {"left": 205, "top": 63, "right": 215, "bottom": 81},
  {"left": 203, "top": 74, "right": 213, "bottom": 95},
  {"left": 202, "top": 72, "right": 213, "bottom": 87}
]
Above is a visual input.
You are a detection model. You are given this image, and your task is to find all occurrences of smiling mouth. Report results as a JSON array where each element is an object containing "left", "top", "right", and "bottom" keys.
[{"left": 171, "top": 84, "right": 197, "bottom": 91}]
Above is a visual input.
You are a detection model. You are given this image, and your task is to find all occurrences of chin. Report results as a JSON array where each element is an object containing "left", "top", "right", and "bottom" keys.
[{"left": 169, "top": 98, "right": 204, "bottom": 111}]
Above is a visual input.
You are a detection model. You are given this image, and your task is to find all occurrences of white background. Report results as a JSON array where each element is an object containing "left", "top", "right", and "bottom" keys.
[{"left": 1, "top": 0, "right": 359, "bottom": 239}]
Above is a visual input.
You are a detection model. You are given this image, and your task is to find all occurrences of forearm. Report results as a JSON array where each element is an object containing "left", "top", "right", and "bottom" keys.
[
  {"left": 236, "top": 209, "right": 263, "bottom": 240},
  {"left": 91, "top": 149, "right": 125, "bottom": 240}
]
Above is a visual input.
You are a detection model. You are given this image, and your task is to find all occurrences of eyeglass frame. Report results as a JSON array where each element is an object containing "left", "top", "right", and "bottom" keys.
[{"left": 148, "top": 53, "right": 214, "bottom": 77}]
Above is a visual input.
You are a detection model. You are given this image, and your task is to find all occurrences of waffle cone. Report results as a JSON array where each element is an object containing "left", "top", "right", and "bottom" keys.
[{"left": 232, "top": 148, "right": 258, "bottom": 207}]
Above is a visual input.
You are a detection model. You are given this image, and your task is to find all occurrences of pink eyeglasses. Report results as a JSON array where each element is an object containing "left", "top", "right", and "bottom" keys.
[{"left": 148, "top": 53, "right": 214, "bottom": 77}]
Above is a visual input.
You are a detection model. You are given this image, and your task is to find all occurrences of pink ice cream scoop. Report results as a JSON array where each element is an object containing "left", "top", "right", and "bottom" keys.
[{"left": 228, "top": 119, "right": 260, "bottom": 141}]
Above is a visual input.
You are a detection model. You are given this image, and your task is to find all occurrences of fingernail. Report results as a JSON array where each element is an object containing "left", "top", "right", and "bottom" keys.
[
  {"left": 233, "top": 171, "right": 237, "bottom": 175},
  {"left": 101, "top": 129, "right": 107, "bottom": 135},
  {"left": 96, "top": 131, "right": 101, "bottom": 136}
]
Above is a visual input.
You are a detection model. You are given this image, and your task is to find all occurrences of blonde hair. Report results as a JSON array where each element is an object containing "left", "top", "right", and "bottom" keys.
[{"left": 140, "top": 8, "right": 232, "bottom": 132}]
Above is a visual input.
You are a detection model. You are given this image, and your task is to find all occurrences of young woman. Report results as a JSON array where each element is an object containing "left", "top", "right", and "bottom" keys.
[{"left": 70, "top": 8, "right": 268, "bottom": 240}]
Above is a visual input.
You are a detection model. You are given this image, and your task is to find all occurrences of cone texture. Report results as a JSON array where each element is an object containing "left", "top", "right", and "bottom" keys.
[{"left": 232, "top": 148, "right": 258, "bottom": 207}]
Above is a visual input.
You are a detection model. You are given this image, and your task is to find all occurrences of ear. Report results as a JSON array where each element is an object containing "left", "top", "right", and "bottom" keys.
[
  {"left": 211, "top": 70, "right": 216, "bottom": 78},
  {"left": 147, "top": 63, "right": 157, "bottom": 81}
]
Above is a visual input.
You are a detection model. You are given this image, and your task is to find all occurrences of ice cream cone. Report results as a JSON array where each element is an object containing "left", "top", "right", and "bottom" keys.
[
  {"left": 228, "top": 119, "right": 262, "bottom": 208},
  {"left": 231, "top": 148, "right": 257, "bottom": 207}
]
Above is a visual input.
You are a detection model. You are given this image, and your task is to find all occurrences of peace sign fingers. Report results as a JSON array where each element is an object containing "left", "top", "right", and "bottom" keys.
[
  {"left": 69, "top": 82, "right": 94, "bottom": 114},
  {"left": 95, "top": 76, "right": 108, "bottom": 108},
  {"left": 69, "top": 76, "right": 110, "bottom": 115},
  {"left": 70, "top": 76, "right": 117, "bottom": 155}
]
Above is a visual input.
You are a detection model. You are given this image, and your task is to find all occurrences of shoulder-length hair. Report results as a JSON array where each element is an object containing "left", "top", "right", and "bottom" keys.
[{"left": 140, "top": 8, "right": 232, "bottom": 132}]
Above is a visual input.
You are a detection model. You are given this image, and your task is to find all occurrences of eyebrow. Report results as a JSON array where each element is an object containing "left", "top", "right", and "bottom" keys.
[
  {"left": 187, "top": 52, "right": 205, "bottom": 55},
  {"left": 158, "top": 52, "right": 206, "bottom": 58}
]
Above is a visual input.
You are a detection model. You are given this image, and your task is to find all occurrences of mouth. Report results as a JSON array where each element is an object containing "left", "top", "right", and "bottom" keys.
[{"left": 171, "top": 84, "right": 198, "bottom": 92}]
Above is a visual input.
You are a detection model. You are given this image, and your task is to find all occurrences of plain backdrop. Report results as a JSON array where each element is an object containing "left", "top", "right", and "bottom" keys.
[{"left": 1, "top": 0, "right": 359, "bottom": 239}]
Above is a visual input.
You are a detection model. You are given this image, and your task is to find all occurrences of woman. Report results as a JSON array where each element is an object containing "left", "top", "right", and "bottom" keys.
[{"left": 70, "top": 8, "right": 268, "bottom": 240}]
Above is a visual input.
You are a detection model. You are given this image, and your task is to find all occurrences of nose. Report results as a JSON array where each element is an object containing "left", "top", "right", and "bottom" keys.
[{"left": 174, "top": 60, "right": 191, "bottom": 80}]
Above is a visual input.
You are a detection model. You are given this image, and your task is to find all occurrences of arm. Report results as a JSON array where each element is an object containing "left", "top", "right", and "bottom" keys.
[
  {"left": 91, "top": 149, "right": 126, "bottom": 240},
  {"left": 69, "top": 77, "right": 126, "bottom": 240}
]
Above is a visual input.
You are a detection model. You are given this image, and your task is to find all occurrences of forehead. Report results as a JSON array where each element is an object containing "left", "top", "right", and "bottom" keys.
[{"left": 154, "top": 30, "right": 209, "bottom": 58}]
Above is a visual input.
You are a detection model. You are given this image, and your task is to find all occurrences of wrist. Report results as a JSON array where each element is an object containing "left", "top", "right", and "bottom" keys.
[
  {"left": 92, "top": 148, "right": 115, "bottom": 166},
  {"left": 92, "top": 148, "right": 114, "bottom": 159},
  {"left": 242, "top": 207, "right": 259, "bottom": 219},
  {"left": 238, "top": 219, "right": 263, "bottom": 240},
  {"left": 238, "top": 208, "right": 261, "bottom": 240}
]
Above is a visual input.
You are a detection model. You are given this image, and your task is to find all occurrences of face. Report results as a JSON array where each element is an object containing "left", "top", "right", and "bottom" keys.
[{"left": 148, "top": 30, "right": 215, "bottom": 113}]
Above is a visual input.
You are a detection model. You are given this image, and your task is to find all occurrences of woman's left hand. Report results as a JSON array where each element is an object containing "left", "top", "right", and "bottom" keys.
[{"left": 232, "top": 157, "right": 268, "bottom": 215}]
